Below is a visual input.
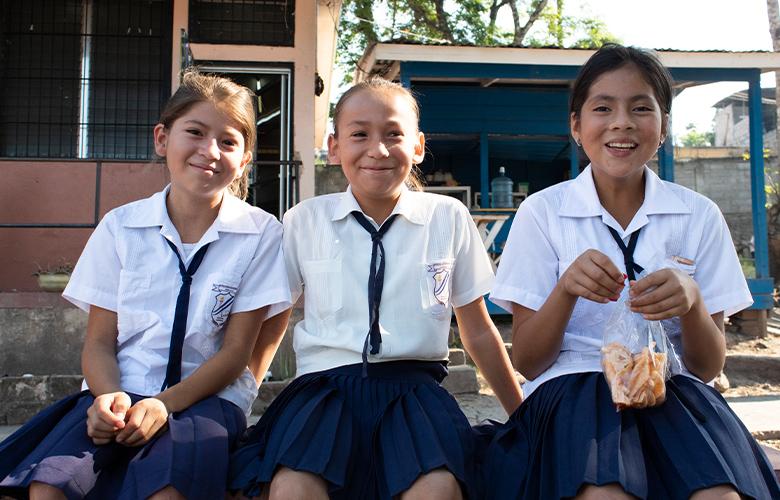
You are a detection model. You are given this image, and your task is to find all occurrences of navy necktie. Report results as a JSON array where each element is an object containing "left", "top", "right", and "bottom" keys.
[
  {"left": 161, "top": 238, "right": 210, "bottom": 391},
  {"left": 606, "top": 226, "right": 644, "bottom": 281},
  {"left": 351, "top": 211, "right": 399, "bottom": 376}
]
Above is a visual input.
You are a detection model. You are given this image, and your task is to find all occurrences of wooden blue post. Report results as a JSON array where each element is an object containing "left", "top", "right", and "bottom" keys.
[
  {"left": 658, "top": 133, "right": 674, "bottom": 182},
  {"left": 749, "top": 74, "right": 769, "bottom": 280},
  {"left": 480, "top": 132, "right": 489, "bottom": 208},
  {"left": 570, "top": 138, "right": 579, "bottom": 179}
]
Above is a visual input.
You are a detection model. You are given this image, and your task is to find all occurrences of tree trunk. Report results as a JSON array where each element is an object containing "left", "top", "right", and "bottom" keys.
[{"left": 514, "top": 0, "right": 549, "bottom": 45}]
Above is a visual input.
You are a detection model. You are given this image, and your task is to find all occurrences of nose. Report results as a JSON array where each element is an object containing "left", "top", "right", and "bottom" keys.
[
  {"left": 368, "top": 138, "right": 390, "bottom": 158},
  {"left": 610, "top": 106, "right": 635, "bottom": 130},
  {"left": 199, "top": 137, "right": 220, "bottom": 160}
]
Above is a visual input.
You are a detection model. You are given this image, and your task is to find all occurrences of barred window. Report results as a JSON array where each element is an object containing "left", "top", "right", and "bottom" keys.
[
  {"left": 189, "top": 0, "right": 294, "bottom": 46},
  {"left": 0, "top": 0, "right": 172, "bottom": 159}
]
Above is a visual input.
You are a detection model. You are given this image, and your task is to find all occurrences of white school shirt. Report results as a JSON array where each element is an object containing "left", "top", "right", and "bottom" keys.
[
  {"left": 491, "top": 165, "right": 752, "bottom": 397},
  {"left": 283, "top": 185, "right": 494, "bottom": 376},
  {"left": 63, "top": 186, "right": 291, "bottom": 415}
]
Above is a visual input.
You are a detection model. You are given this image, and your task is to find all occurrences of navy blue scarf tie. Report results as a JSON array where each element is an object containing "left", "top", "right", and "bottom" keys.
[
  {"left": 606, "top": 226, "right": 644, "bottom": 281},
  {"left": 161, "top": 238, "right": 210, "bottom": 391},
  {"left": 351, "top": 211, "right": 399, "bottom": 376}
]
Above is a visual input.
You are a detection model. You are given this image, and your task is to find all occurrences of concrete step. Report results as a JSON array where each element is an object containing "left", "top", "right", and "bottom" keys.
[{"left": 724, "top": 354, "right": 780, "bottom": 384}]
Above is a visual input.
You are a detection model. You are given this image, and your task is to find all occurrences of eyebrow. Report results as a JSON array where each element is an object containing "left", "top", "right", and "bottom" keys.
[
  {"left": 183, "top": 119, "right": 241, "bottom": 135},
  {"left": 345, "top": 119, "right": 405, "bottom": 128},
  {"left": 588, "top": 93, "right": 655, "bottom": 102}
]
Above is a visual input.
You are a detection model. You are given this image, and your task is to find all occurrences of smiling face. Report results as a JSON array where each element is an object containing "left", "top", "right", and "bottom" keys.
[
  {"left": 154, "top": 100, "right": 251, "bottom": 204},
  {"left": 328, "top": 88, "right": 425, "bottom": 209},
  {"left": 571, "top": 63, "right": 667, "bottom": 184}
]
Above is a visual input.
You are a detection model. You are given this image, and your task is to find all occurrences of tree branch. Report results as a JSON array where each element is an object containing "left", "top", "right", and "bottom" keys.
[{"left": 515, "top": 0, "right": 549, "bottom": 45}]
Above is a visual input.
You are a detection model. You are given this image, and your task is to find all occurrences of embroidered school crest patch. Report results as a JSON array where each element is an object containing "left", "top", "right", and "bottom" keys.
[
  {"left": 211, "top": 284, "right": 237, "bottom": 326},
  {"left": 426, "top": 263, "right": 452, "bottom": 305}
]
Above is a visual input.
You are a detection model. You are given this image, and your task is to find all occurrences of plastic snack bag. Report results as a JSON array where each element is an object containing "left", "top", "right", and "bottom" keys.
[{"left": 601, "top": 285, "right": 675, "bottom": 411}]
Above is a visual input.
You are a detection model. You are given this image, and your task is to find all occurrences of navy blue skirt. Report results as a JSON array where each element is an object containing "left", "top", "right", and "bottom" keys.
[
  {"left": 229, "top": 361, "right": 477, "bottom": 499},
  {"left": 480, "top": 372, "right": 780, "bottom": 500},
  {"left": 0, "top": 391, "right": 245, "bottom": 500}
]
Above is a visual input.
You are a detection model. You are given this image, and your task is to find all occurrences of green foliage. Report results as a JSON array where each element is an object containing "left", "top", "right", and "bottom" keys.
[
  {"left": 337, "top": 0, "right": 620, "bottom": 82},
  {"left": 678, "top": 123, "right": 715, "bottom": 147}
]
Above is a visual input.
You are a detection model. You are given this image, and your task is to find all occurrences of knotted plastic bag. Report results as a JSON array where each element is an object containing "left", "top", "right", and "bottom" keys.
[{"left": 601, "top": 278, "right": 679, "bottom": 411}]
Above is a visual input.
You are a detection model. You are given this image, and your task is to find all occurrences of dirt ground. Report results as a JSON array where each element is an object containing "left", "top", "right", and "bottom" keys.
[{"left": 723, "top": 320, "right": 780, "bottom": 397}]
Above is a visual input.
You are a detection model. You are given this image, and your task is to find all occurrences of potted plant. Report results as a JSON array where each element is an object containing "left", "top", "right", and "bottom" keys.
[{"left": 33, "top": 261, "right": 74, "bottom": 292}]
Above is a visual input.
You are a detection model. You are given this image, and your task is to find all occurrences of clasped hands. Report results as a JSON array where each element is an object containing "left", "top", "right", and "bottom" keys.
[{"left": 86, "top": 392, "right": 169, "bottom": 447}]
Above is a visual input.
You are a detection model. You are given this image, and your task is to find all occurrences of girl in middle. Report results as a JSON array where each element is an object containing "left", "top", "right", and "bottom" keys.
[{"left": 230, "top": 77, "right": 523, "bottom": 500}]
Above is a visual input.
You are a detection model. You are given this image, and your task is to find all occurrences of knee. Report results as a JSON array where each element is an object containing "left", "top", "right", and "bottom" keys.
[
  {"left": 147, "top": 486, "right": 185, "bottom": 500},
  {"left": 689, "top": 485, "right": 741, "bottom": 500},
  {"left": 29, "top": 482, "right": 66, "bottom": 500},
  {"left": 575, "top": 483, "right": 634, "bottom": 500},
  {"left": 401, "top": 469, "right": 463, "bottom": 500},
  {"left": 268, "top": 467, "right": 328, "bottom": 500}
]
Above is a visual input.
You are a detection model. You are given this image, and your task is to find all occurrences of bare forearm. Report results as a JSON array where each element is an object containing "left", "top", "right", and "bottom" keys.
[
  {"left": 462, "top": 326, "right": 523, "bottom": 414},
  {"left": 156, "top": 344, "right": 249, "bottom": 413},
  {"left": 82, "top": 342, "right": 122, "bottom": 396},
  {"left": 249, "top": 308, "right": 292, "bottom": 383},
  {"left": 512, "top": 282, "right": 578, "bottom": 379},
  {"left": 680, "top": 304, "right": 725, "bottom": 382}
]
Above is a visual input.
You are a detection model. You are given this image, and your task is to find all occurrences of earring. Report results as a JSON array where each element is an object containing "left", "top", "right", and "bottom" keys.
[{"left": 574, "top": 138, "right": 581, "bottom": 147}]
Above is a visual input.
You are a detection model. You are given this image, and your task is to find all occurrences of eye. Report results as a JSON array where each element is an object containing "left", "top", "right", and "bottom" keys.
[
  {"left": 222, "top": 138, "right": 237, "bottom": 147},
  {"left": 593, "top": 105, "right": 610, "bottom": 112},
  {"left": 634, "top": 105, "right": 654, "bottom": 112},
  {"left": 388, "top": 130, "right": 403, "bottom": 138},
  {"left": 186, "top": 128, "right": 202, "bottom": 136},
  {"left": 350, "top": 131, "right": 367, "bottom": 139}
]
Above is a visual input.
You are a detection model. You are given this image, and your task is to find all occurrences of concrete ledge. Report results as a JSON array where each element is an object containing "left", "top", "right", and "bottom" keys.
[
  {"left": 442, "top": 365, "right": 479, "bottom": 394},
  {"left": 725, "top": 355, "right": 780, "bottom": 384},
  {"left": 0, "top": 375, "right": 82, "bottom": 425}
]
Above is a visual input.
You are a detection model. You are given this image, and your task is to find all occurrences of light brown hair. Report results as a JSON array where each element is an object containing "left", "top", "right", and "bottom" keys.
[
  {"left": 332, "top": 77, "right": 425, "bottom": 191},
  {"left": 158, "top": 69, "right": 256, "bottom": 199}
]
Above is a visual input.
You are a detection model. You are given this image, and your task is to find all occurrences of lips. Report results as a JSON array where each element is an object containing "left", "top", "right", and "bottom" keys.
[{"left": 190, "top": 163, "right": 218, "bottom": 173}]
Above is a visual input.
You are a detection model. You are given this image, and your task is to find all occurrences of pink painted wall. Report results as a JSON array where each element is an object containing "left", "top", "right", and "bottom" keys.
[{"left": 0, "top": 160, "right": 168, "bottom": 291}]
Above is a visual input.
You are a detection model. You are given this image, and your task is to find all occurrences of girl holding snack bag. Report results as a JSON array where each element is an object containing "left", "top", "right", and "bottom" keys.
[{"left": 483, "top": 44, "right": 780, "bottom": 499}]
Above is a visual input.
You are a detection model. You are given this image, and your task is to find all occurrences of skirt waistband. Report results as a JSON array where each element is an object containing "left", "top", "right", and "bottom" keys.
[{"left": 309, "top": 360, "right": 449, "bottom": 384}]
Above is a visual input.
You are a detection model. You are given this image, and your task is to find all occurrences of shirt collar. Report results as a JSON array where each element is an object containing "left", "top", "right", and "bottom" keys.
[
  {"left": 559, "top": 164, "right": 691, "bottom": 236},
  {"left": 332, "top": 185, "right": 426, "bottom": 226},
  {"left": 122, "top": 185, "right": 262, "bottom": 241}
]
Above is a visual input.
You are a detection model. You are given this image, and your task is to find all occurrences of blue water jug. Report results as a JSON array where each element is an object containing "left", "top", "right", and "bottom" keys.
[{"left": 491, "top": 166, "right": 513, "bottom": 208}]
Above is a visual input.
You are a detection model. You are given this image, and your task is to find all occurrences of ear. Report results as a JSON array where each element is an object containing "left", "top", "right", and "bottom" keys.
[
  {"left": 569, "top": 112, "right": 580, "bottom": 144},
  {"left": 153, "top": 124, "right": 168, "bottom": 157},
  {"left": 660, "top": 112, "right": 670, "bottom": 144},
  {"left": 237, "top": 151, "right": 252, "bottom": 177},
  {"left": 412, "top": 131, "right": 425, "bottom": 164},
  {"left": 327, "top": 133, "right": 340, "bottom": 164}
]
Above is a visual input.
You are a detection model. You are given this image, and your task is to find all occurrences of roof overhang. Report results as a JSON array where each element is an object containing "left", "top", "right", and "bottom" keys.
[{"left": 357, "top": 43, "right": 780, "bottom": 89}]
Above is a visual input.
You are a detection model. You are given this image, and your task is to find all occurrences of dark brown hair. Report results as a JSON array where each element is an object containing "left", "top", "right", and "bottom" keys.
[
  {"left": 158, "top": 69, "right": 256, "bottom": 200},
  {"left": 332, "top": 77, "right": 424, "bottom": 191},
  {"left": 570, "top": 43, "right": 674, "bottom": 119}
]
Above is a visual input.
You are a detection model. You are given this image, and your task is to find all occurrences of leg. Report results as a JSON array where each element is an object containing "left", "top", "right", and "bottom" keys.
[
  {"left": 147, "top": 485, "right": 186, "bottom": 500},
  {"left": 399, "top": 469, "right": 463, "bottom": 500},
  {"left": 689, "top": 485, "right": 742, "bottom": 500},
  {"left": 267, "top": 467, "right": 328, "bottom": 500},
  {"left": 574, "top": 484, "right": 635, "bottom": 500},
  {"left": 28, "top": 481, "right": 66, "bottom": 500}
]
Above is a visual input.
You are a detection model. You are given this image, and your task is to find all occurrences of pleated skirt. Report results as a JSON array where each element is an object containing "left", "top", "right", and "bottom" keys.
[
  {"left": 0, "top": 391, "right": 245, "bottom": 500},
  {"left": 229, "top": 361, "right": 477, "bottom": 499},
  {"left": 480, "top": 372, "right": 780, "bottom": 500}
]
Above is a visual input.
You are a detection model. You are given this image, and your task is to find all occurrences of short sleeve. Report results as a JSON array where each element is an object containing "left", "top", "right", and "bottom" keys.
[
  {"left": 231, "top": 219, "right": 292, "bottom": 319},
  {"left": 281, "top": 207, "right": 304, "bottom": 304},
  {"left": 490, "top": 196, "right": 560, "bottom": 313},
  {"left": 62, "top": 213, "right": 121, "bottom": 312},
  {"left": 450, "top": 204, "right": 495, "bottom": 308},
  {"left": 693, "top": 202, "right": 752, "bottom": 316}
]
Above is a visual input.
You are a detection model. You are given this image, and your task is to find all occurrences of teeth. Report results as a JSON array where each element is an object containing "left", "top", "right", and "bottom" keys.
[{"left": 607, "top": 142, "right": 636, "bottom": 149}]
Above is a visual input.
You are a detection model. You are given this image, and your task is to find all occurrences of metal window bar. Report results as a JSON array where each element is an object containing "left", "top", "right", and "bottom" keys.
[
  {"left": 0, "top": 0, "right": 171, "bottom": 160},
  {"left": 188, "top": 0, "right": 294, "bottom": 46}
]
